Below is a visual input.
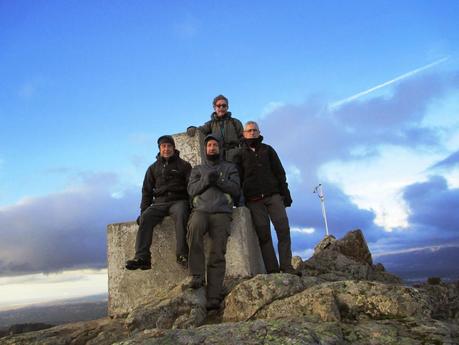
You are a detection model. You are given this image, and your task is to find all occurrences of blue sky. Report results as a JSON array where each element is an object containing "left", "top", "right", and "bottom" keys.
[{"left": 1, "top": 1, "right": 459, "bottom": 309}]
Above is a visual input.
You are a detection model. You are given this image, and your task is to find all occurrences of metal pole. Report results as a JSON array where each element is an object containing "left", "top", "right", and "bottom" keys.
[{"left": 314, "top": 184, "right": 330, "bottom": 236}]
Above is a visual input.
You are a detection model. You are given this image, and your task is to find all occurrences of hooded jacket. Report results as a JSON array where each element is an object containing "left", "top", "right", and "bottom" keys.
[
  {"left": 198, "top": 112, "right": 244, "bottom": 161},
  {"left": 140, "top": 150, "right": 192, "bottom": 212},
  {"left": 234, "top": 136, "right": 292, "bottom": 206},
  {"left": 187, "top": 156, "right": 240, "bottom": 214}
]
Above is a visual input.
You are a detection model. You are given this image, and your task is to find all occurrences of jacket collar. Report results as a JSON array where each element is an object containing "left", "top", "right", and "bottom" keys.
[
  {"left": 156, "top": 149, "right": 180, "bottom": 162},
  {"left": 211, "top": 111, "right": 232, "bottom": 121},
  {"left": 242, "top": 135, "right": 264, "bottom": 149}
]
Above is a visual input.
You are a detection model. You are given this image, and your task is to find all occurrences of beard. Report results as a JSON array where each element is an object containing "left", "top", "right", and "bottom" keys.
[{"left": 206, "top": 153, "right": 220, "bottom": 161}]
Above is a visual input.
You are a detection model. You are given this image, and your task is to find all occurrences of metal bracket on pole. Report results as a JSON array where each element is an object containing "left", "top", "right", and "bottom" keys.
[{"left": 313, "top": 184, "right": 330, "bottom": 236}]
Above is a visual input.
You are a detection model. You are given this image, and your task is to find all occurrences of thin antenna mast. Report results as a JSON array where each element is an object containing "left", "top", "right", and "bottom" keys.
[{"left": 313, "top": 184, "right": 330, "bottom": 236}]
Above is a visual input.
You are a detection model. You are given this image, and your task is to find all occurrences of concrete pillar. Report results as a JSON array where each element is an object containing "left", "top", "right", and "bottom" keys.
[{"left": 106, "top": 132, "right": 265, "bottom": 317}]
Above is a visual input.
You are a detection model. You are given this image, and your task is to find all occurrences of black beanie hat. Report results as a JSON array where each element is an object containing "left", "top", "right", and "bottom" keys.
[
  {"left": 157, "top": 135, "right": 175, "bottom": 148},
  {"left": 204, "top": 134, "right": 221, "bottom": 145}
]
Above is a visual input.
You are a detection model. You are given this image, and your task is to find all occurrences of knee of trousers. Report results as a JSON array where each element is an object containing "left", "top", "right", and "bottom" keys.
[
  {"left": 255, "top": 225, "right": 273, "bottom": 244},
  {"left": 273, "top": 218, "right": 290, "bottom": 238}
]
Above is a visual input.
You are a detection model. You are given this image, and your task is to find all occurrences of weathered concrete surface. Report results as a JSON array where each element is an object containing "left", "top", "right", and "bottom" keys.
[
  {"left": 108, "top": 207, "right": 265, "bottom": 317},
  {"left": 173, "top": 131, "right": 205, "bottom": 167}
]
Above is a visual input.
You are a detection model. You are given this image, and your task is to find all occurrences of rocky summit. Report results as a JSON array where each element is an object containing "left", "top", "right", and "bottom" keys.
[{"left": 3, "top": 229, "right": 459, "bottom": 345}]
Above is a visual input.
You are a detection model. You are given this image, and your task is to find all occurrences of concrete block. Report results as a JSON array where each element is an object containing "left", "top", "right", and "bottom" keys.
[
  {"left": 172, "top": 132, "right": 205, "bottom": 167},
  {"left": 107, "top": 207, "right": 265, "bottom": 317}
]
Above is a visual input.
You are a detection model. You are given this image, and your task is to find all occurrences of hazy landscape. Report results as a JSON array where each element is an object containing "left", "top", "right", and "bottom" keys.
[
  {"left": 1, "top": 245, "right": 458, "bottom": 333},
  {"left": 0, "top": 294, "right": 107, "bottom": 332}
]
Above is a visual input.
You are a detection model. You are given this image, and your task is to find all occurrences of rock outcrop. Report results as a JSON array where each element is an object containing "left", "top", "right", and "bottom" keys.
[
  {"left": 300, "top": 230, "right": 402, "bottom": 284},
  {"left": 4, "top": 229, "right": 458, "bottom": 345}
]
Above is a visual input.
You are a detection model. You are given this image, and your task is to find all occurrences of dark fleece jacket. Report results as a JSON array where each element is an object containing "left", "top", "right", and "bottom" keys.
[
  {"left": 234, "top": 136, "right": 292, "bottom": 206},
  {"left": 140, "top": 150, "right": 192, "bottom": 212}
]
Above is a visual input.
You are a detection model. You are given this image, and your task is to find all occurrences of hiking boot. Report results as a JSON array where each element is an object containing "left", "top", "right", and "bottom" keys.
[
  {"left": 125, "top": 258, "right": 151, "bottom": 270},
  {"left": 176, "top": 255, "right": 188, "bottom": 268},
  {"left": 206, "top": 298, "right": 221, "bottom": 310},
  {"left": 281, "top": 266, "right": 302, "bottom": 277}
]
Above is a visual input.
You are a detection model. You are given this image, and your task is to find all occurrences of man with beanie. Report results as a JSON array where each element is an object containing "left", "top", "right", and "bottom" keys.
[
  {"left": 234, "top": 121, "right": 301, "bottom": 276},
  {"left": 186, "top": 134, "right": 240, "bottom": 310},
  {"left": 186, "top": 94, "right": 243, "bottom": 162},
  {"left": 125, "top": 135, "right": 192, "bottom": 270}
]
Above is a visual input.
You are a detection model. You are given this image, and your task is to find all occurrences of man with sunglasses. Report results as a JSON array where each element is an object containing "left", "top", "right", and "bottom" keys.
[
  {"left": 234, "top": 121, "right": 301, "bottom": 276},
  {"left": 187, "top": 95, "right": 243, "bottom": 162}
]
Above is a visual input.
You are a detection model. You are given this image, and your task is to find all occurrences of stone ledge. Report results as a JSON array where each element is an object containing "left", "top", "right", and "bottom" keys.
[{"left": 107, "top": 207, "right": 265, "bottom": 317}]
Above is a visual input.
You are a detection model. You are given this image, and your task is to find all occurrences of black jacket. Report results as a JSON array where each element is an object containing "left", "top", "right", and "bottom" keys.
[
  {"left": 234, "top": 137, "right": 292, "bottom": 206},
  {"left": 140, "top": 150, "right": 192, "bottom": 212}
]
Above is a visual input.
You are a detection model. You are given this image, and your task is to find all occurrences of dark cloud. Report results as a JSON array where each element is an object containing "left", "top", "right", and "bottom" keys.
[
  {"left": 287, "top": 183, "right": 383, "bottom": 255},
  {"left": 261, "top": 72, "right": 459, "bottom": 178},
  {"left": 3, "top": 71, "right": 458, "bottom": 277},
  {"left": 258, "top": 71, "right": 459, "bottom": 257},
  {"left": 403, "top": 175, "right": 459, "bottom": 237},
  {"left": 367, "top": 174, "right": 459, "bottom": 258},
  {"left": 0, "top": 173, "right": 138, "bottom": 276}
]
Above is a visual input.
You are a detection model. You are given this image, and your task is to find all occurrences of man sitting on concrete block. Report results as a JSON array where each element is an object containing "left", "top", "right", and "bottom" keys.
[
  {"left": 186, "top": 134, "right": 240, "bottom": 310},
  {"left": 125, "top": 135, "right": 192, "bottom": 270}
]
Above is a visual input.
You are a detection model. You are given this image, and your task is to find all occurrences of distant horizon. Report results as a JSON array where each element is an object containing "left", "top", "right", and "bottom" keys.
[{"left": 1, "top": 241, "right": 458, "bottom": 312}]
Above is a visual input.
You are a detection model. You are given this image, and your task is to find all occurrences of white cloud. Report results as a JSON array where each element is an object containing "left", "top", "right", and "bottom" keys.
[
  {"left": 292, "top": 248, "right": 314, "bottom": 260},
  {"left": 260, "top": 101, "right": 285, "bottom": 118},
  {"left": 319, "top": 145, "right": 444, "bottom": 230},
  {"left": 0, "top": 269, "right": 107, "bottom": 311},
  {"left": 291, "top": 227, "right": 315, "bottom": 234}
]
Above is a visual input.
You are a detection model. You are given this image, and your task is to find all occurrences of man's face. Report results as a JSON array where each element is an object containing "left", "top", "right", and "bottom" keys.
[
  {"left": 206, "top": 139, "right": 220, "bottom": 155},
  {"left": 160, "top": 143, "right": 174, "bottom": 159},
  {"left": 243, "top": 124, "right": 260, "bottom": 139},
  {"left": 213, "top": 99, "right": 228, "bottom": 118}
]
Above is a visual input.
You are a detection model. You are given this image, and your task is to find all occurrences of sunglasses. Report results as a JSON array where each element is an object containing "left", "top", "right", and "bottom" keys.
[{"left": 215, "top": 104, "right": 228, "bottom": 108}]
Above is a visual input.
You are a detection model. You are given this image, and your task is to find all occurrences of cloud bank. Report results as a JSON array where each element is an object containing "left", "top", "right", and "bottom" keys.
[
  {"left": 1, "top": 71, "right": 458, "bottom": 277},
  {"left": 0, "top": 173, "right": 138, "bottom": 276},
  {"left": 259, "top": 71, "right": 459, "bottom": 256}
]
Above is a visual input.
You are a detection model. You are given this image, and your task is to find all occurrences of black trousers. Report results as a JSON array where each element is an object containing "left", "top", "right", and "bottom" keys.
[
  {"left": 187, "top": 211, "right": 232, "bottom": 300},
  {"left": 135, "top": 200, "right": 189, "bottom": 260},
  {"left": 246, "top": 194, "right": 293, "bottom": 273}
]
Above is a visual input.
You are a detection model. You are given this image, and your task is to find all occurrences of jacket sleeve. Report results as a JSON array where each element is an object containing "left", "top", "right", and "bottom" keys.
[
  {"left": 140, "top": 166, "right": 155, "bottom": 213},
  {"left": 268, "top": 146, "right": 292, "bottom": 204},
  {"left": 232, "top": 148, "right": 244, "bottom": 185},
  {"left": 187, "top": 166, "right": 210, "bottom": 197},
  {"left": 234, "top": 119, "right": 244, "bottom": 142},
  {"left": 216, "top": 163, "right": 241, "bottom": 200},
  {"left": 184, "top": 161, "right": 192, "bottom": 185},
  {"left": 198, "top": 120, "right": 212, "bottom": 135}
]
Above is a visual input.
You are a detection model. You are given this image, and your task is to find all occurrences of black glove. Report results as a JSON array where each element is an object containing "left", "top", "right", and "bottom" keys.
[
  {"left": 208, "top": 170, "right": 219, "bottom": 185},
  {"left": 136, "top": 215, "right": 142, "bottom": 225},
  {"left": 283, "top": 194, "right": 293, "bottom": 207},
  {"left": 186, "top": 126, "right": 197, "bottom": 137}
]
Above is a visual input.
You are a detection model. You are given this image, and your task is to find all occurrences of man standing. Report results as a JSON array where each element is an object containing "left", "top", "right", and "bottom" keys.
[
  {"left": 187, "top": 134, "right": 240, "bottom": 310},
  {"left": 235, "top": 121, "right": 300, "bottom": 276},
  {"left": 126, "top": 135, "right": 192, "bottom": 270},
  {"left": 186, "top": 94, "right": 243, "bottom": 162}
]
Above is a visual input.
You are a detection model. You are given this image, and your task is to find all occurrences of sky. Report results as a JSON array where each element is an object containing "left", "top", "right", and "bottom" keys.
[{"left": 1, "top": 0, "right": 459, "bottom": 310}]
